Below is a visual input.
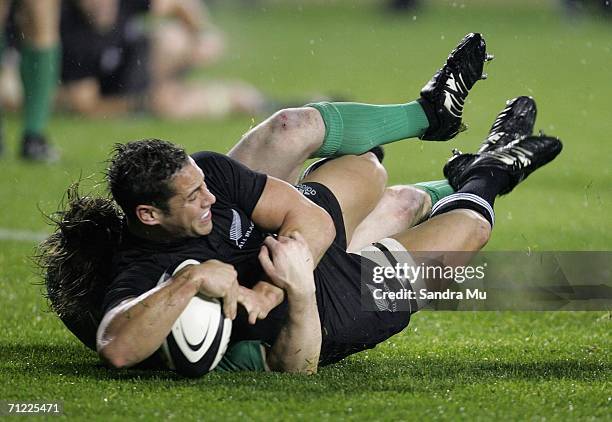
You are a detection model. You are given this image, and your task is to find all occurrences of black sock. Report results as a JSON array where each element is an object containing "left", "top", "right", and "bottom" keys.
[
  {"left": 460, "top": 168, "right": 510, "bottom": 205},
  {"left": 429, "top": 168, "right": 510, "bottom": 227}
]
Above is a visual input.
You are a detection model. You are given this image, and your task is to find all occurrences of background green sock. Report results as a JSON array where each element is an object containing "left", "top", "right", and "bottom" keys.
[
  {"left": 20, "top": 44, "right": 60, "bottom": 137},
  {"left": 308, "top": 101, "right": 430, "bottom": 157},
  {"left": 413, "top": 179, "right": 455, "bottom": 207}
]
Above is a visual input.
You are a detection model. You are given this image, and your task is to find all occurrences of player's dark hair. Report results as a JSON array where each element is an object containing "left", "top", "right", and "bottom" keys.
[
  {"left": 106, "top": 139, "right": 189, "bottom": 217},
  {"left": 35, "top": 183, "right": 124, "bottom": 350}
]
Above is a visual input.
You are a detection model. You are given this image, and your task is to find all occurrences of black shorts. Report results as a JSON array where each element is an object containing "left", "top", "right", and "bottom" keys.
[
  {"left": 298, "top": 182, "right": 411, "bottom": 366},
  {"left": 61, "top": 21, "right": 150, "bottom": 97}
]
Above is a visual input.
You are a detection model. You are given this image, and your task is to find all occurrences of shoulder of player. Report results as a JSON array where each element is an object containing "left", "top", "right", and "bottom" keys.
[
  {"left": 111, "top": 241, "right": 186, "bottom": 284},
  {"left": 190, "top": 150, "right": 250, "bottom": 175},
  {"left": 190, "top": 150, "right": 229, "bottom": 168}
]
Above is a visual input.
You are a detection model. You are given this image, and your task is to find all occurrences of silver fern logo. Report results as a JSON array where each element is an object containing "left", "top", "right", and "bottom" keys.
[
  {"left": 229, "top": 209, "right": 242, "bottom": 245},
  {"left": 229, "top": 209, "right": 254, "bottom": 249},
  {"left": 366, "top": 283, "right": 392, "bottom": 312}
]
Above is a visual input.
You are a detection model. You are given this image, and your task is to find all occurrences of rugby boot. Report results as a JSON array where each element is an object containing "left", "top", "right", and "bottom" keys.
[
  {"left": 21, "top": 133, "right": 60, "bottom": 163},
  {"left": 301, "top": 146, "right": 384, "bottom": 180},
  {"left": 443, "top": 135, "right": 563, "bottom": 195},
  {"left": 419, "top": 32, "right": 494, "bottom": 141},
  {"left": 478, "top": 96, "right": 537, "bottom": 153}
]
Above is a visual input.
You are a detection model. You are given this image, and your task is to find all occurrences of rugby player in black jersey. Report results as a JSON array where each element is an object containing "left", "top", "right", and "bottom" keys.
[{"left": 40, "top": 33, "right": 562, "bottom": 374}]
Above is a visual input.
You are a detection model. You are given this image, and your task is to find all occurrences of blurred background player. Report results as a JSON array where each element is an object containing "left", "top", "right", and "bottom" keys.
[
  {"left": 1, "top": 0, "right": 266, "bottom": 120},
  {"left": 0, "top": 0, "right": 60, "bottom": 162},
  {"left": 55, "top": 0, "right": 266, "bottom": 120}
]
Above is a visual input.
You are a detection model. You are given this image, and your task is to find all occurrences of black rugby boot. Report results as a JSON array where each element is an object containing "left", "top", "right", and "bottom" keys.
[
  {"left": 419, "top": 33, "right": 493, "bottom": 141},
  {"left": 21, "top": 133, "right": 60, "bottom": 163},
  {"left": 443, "top": 135, "right": 563, "bottom": 195},
  {"left": 478, "top": 96, "right": 537, "bottom": 153}
]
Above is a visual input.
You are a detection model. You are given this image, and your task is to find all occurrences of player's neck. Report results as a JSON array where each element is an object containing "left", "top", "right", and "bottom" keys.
[{"left": 127, "top": 221, "right": 188, "bottom": 243}]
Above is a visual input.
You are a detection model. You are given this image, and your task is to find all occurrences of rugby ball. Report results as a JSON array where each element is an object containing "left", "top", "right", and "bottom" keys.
[{"left": 157, "top": 259, "right": 232, "bottom": 377}]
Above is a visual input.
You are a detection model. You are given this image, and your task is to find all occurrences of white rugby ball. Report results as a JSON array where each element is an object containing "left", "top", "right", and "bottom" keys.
[{"left": 157, "top": 259, "right": 232, "bottom": 377}]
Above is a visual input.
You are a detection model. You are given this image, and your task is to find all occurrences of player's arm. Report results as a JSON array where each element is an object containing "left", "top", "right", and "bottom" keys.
[
  {"left": 97, "top": 260, "right": 238, "bottom": 369},
  {"left": 252, "top": 175, "right": 336, "bottom": 264},
  {"left": 258, "top": 233, "right": 321, "bottom": 374}
]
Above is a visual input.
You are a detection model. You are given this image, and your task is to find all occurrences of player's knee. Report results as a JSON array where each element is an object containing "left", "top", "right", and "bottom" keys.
[
  {"left": 362, "top": 152, "right": 388, "bottom": 189},
  {"left": 357, "top": 153, "right": 387, "bottom": 204},
  {"left": 467, "top": 210, "right": 492, "bottom": 248},
  {"left": 267, "top": 107, "right": 323, "bottom": 154},
  {"left": 385, "top": 185, "right": 428, "bottom": 226},
  {"left": 269, "top": 108, "right": 307, "bottom": 133},
  {"left": 392, "top": 185, "right": 429, "bottom": 221}
]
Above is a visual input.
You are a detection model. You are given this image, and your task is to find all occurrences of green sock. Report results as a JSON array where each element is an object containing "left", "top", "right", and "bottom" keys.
[
  {"left": 308, "top": 101, "right": 430, "bottom": 157},
  {"left": 19, "top": 44, "right": 60, "bottom": 137},
  {"left": 413, "top": 179, "right": 454, "bottom": 207}
]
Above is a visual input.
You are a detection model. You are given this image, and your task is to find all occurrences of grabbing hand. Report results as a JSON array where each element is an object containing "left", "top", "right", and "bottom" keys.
[
  {"left": 181, "top": 260, "right": 239, "bottom": 320},
  {"left": 237, "top": 285, "right": 273, "bottom": 325},
  {"left": 258, "top": 232, "right": 315, "bottom": 299}
]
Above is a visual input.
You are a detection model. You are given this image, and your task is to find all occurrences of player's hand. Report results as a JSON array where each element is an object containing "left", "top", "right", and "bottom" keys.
[
  {"left": 237, "top": 285, "right": 275, "bottom": 325},
  {"left": 186, "top": 260, "right": 239, "bottom": 320},
  {"left": 258, "top": 232, "right": 316, "bottom": 300}
]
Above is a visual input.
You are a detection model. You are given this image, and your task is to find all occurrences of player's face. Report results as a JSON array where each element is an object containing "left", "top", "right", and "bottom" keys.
[{"left": 158, "top": 158, "right": 216, "bottom": 238}]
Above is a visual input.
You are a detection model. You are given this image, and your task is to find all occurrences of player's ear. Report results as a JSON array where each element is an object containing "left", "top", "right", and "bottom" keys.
[{"left": 135, "top": 204, "right": 162, "bottom": 226}]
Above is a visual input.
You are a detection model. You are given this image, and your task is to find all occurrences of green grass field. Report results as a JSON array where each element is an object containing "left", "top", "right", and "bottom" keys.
[{"left": 0, "top": 1, "right": 610, "bottom": 419}]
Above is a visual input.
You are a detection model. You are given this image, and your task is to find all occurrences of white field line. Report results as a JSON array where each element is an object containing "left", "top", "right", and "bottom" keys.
[{"left": 0, "top": 228, "right": 50, "bottom": 243}]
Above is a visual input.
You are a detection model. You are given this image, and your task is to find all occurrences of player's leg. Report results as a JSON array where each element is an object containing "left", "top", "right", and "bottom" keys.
[
  {"left": 355, "top": 96, "right": 544, "bottom": 279},
  {"left": 347, "top": 185, "right": 430, "bottom": 252},
  {"left": 394, "top": 132, "right": 560, "bottom": 265},
  {"left": 308, "top": 32, "right": 491, "bottom": 157},
  {"left": 301, "top": 152, "right": 387, "bottom": 242},
  {"left": 228, "top": 107, "right": 326, "bottom": 183},
  {"left": 17, "top": 0, "right": 60, "bottom": 161},
  {"left": 347, "top": 96, "right": 538, "bottom": 252},
  {"left": 229, "top": 33, "right": 491, "bottom": 183},
  {"left": 0, "top": 0, "right": 10, "bottom": 156},
  {"left": 228, "top": 99, "right": 426, "bottom": 184},
  {"left": 356, "top": 133, "right": 562, "bottom": 322},
  {"left": 347, "top": 180, "right": 458, "bottom": 252},
  {"left": 151, "top": 79, "right": 267, "bottom": 120},
  {"left": 319, "top": 100, "right": 560, "bottom": 366}
]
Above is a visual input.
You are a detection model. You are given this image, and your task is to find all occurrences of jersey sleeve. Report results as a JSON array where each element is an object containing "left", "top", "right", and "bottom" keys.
[
  {"left": 102, "top": 264, "right": 163, "bottom": 313},
  {"left": 191, "top": 151, "right": 268, "bottom": 217}
]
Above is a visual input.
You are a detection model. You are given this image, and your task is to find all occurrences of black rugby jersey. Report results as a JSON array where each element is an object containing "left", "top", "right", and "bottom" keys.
[
  {"left": 103, "top": 151, "right": 287, "bottom": 343},
  {"left": 102, "top": 153, "right": 412, "bottom": 363}
]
